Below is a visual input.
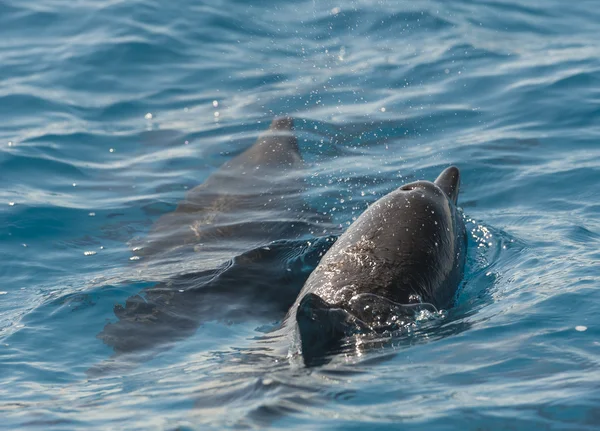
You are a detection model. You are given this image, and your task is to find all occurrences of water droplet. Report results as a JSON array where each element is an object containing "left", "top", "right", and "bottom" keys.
[
  {"left": 380, "top": 107, "right": 386, "bottom": 112},
  {"left": 72, "top": 183, "right": 77, "bottom": 187},
  {"left": 214, "top": 111, "right": 220, "bottom": 117},
  {"left": 109, "top": 148, "right": 114, "bottom": 153},
  {"left": 331, "top": 6, "right": 341, "bottom": 14},
  {"left": 212, "top": 100, "right": 219, "bottom": 107},
  {"left": 145, "top": 113, "right": 153, "bottom": 120}
]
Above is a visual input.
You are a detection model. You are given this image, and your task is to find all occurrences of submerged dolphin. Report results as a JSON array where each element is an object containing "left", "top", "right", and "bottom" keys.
[
  {"left": 136, "top": 116, "right": 317, "bottom": 263},
  {"left": 283, "top": 167, "right": 467, "bottom": 364},
  {"left": 97, "top": 118, "right": 333, "bottom": 359}
]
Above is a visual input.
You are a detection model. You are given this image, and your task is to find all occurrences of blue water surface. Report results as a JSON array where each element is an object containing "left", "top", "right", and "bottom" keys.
[{"left": 1, "top": 0, "right": 599, "bottom": 429}]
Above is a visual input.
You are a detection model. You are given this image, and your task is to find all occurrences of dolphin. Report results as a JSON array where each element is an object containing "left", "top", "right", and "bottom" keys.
[
  {"left": 136, "top": 116, "right": 318, "bottom": 264},
  {"left": 96, "top": 118, "right": 334, "bottom": 360},
  {"left": 282, "top": 167, "right": 467, "bottom": 365}
]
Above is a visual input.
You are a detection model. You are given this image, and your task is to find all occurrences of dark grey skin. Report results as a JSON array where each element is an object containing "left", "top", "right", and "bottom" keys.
[
  {"left": 283, "top": 167, "right": 467, "bottom": 364},
  {"left": 96, "top": 118, "right": 334, "bottom": 362},
  {"left": 137, "top": 116, "right": 317, "bottom": 263}
]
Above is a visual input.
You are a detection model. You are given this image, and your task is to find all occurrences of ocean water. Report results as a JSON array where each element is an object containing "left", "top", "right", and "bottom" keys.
[{"left": 1, "top": 0, "right": 599, "bottom": 429}]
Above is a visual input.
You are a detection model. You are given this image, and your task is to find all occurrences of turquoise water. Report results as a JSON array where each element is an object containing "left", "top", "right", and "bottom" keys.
[{"left": 1, "top": 0, "right": 600, "bottom": 429}]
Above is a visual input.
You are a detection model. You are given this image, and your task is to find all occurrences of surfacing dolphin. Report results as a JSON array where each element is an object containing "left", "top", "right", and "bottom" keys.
[
  {"left": 96, "top": 118, "right": 334, "bottom": 363},
  {"left": 282, "top": 166, "right": 467, "bottom": 365}
]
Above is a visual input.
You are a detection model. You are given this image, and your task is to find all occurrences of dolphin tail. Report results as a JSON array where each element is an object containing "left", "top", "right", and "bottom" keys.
[{"left": 434, "top": 166, "right": 460, "bottom": 205}]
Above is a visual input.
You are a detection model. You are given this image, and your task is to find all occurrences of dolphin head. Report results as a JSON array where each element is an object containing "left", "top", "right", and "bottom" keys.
[
  {"left": 397, "top": 166, "right": 460, "bottom": 206},
  {"left": 296, "top": 293, "right": 370, "bottom": 365},
  {"left": 295, "top": 292, "right": 440, "bottom": 365}
]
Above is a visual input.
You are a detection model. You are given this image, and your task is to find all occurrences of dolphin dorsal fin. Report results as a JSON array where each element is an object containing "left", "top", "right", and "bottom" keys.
[
  {"left": 236, "top": 117, "right": 301, "bottom": 169},
  {"left": 434, "top": 166, "right": 460, "bottom": 205}
]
